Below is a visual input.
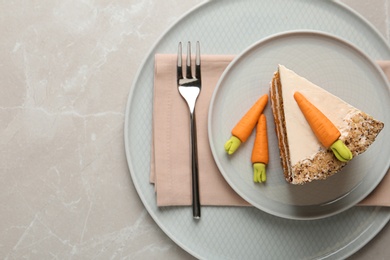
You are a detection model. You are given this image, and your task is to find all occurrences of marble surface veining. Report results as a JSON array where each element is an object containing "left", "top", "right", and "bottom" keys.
[{"left": 0, "top": 0, "right": 389, "bottom": 259}]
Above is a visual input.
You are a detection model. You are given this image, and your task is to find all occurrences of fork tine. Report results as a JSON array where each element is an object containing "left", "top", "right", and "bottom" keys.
[
  {"left": 195, "top": 41, "right": 201, "bottom": 79},
  {"left": 177, "top": 42, "right": 183, "bottom": 80},
  {"left": 186, "top": 41, "right": 192, "bottom": 78}
]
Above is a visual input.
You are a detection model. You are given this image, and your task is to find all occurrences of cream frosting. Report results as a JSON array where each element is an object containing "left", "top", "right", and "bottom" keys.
[{"left": 278, "top": 65, "right": 359, "bottom": 166}]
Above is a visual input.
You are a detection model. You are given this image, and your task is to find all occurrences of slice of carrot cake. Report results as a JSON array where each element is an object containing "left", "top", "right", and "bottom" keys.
[{"left": 270, "top": 65, "right": 384, "bottom": 184}]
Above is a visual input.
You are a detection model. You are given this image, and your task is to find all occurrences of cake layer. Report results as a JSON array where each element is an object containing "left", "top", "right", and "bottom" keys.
[{"left": 270, "top": 70, "right": 292, "bottom": 182}]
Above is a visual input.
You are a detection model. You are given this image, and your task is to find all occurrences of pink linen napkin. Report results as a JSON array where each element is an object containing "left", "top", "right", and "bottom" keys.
[{"left": 151, "top": 54, "right": 390, "bottom": 207}]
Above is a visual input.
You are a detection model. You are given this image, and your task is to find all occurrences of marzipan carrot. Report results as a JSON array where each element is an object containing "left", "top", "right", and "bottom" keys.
[
  {"left": 224, "top": 94, "right": 268, "bottom": 155},
  {"left": 294, "top": 91, "right": 353, "bottom": 162},
  {"left": 251, "top": 114, "right": 269, "bottom": 164},
  {"left": 232, "top": 94, "right": 268, "bottom": 143},
  {"left": 251, "top": 114, "right": 268, "bottom": 183},
  {"left": 293, "top": 92, "right": 340, "bottom": 148}
]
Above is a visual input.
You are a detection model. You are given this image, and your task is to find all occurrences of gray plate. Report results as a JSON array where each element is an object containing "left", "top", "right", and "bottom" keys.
[
  {"left": 125, "top": 0, "right": 390, "bottom": 259},
  {"left": 209, "top": 30, "right": 390, "bottom": 220}
]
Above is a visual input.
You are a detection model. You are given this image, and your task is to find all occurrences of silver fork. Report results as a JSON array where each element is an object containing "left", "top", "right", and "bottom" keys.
[{"left": 177, "top": 41, "right": 201, "bottom": 219}]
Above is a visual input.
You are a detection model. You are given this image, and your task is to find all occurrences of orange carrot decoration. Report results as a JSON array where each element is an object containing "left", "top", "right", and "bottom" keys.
[
  {"left": 251, "top": 114, "right": 269, "bottom": 164},
  {"left": 224, "top": 94, "right": 268, "bottom": 155},
  {"left": 294, "top": 91, "right": 353, "bottom": 162},
  {"left": 251, "top": 114, "right": 269, "bottom": 183},
  {"left": 293, "top": 91, "right": 340, "bottom": 148},
  {"left": 232, "top": 94, "right": 268, "bottom": 142}
]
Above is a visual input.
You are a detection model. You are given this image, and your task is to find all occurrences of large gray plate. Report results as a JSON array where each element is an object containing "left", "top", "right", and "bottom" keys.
[{"left": 124, "top": 0, "right": 390, "bottom": 259}]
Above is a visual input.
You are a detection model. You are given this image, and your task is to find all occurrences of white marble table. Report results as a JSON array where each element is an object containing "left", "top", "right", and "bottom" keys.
[{"left": 1, "top": 0, "right": 389, "bottom": 259}]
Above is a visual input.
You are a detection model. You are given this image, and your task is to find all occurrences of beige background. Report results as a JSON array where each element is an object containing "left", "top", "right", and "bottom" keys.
[{"left": 0, "top": 0, "right": 389, "bottom": 259}]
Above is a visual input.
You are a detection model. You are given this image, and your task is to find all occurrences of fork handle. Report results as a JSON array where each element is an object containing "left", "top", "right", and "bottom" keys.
[{"left": 190, "top": 112, "right": 201, "bottom": 219}]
